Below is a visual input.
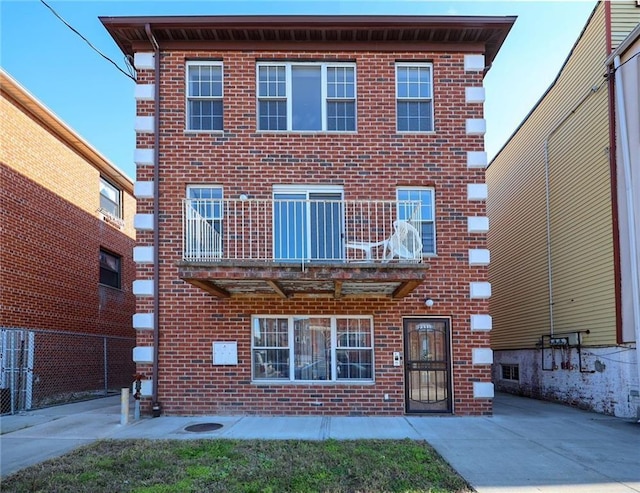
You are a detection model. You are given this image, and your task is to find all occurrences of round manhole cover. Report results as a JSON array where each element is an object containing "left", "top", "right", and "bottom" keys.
[{"left": 184, "top": 423, "right": 223, "bottom": 433}]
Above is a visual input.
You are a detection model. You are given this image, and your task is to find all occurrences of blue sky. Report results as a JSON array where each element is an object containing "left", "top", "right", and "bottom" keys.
[{"left": 1, "top": 0, "right": 597, "bottom": 181}]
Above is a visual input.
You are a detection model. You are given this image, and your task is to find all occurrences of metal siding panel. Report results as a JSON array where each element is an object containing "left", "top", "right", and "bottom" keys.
[
  {"left": 547, "top": 87, "right": 616, "bottom": 346},
  {"left": 610, "top": 2, "right": 640, "bottom": 49},
  {"left": 488, "top": 4, "right": 618, "bottom": 350}
]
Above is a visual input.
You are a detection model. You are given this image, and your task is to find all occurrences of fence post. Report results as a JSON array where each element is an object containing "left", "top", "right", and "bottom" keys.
[
  {"left": 104, "top": 337, "right": 108, "bottom": 395},
  {"left": 120, "top": 388, "right": 129, "bottom": 425}
]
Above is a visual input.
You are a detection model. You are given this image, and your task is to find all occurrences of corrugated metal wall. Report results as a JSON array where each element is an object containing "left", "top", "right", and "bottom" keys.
[{"left": 488, "top": 3, "right": 620, "bottom": 349}]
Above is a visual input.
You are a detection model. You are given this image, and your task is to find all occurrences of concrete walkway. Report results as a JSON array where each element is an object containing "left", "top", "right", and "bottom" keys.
[{"left": 1, "top": 393, "right": 639, "bottom": 492}]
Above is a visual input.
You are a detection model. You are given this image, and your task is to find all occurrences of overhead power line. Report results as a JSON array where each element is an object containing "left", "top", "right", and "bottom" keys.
[{"left": 39, "top": 0, "right": 136, "bottom": 81}]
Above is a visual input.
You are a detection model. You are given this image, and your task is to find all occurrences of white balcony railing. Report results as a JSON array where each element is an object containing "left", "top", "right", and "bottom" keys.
[{"left": 182, "top": 198, "right": 422, "bottom": 263}]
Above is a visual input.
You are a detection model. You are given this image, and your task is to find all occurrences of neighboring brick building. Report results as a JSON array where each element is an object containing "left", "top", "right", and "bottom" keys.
[
  {"left": 102, "top": 15, "right": 514, "bottom": 416},
  {"left": 0, "top": 69, "right": 136, "bottom": 412}
]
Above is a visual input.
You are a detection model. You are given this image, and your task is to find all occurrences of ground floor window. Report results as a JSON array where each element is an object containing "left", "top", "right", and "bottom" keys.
[{"left": 252, "top": 316, "right": 373, "bottom": 382}]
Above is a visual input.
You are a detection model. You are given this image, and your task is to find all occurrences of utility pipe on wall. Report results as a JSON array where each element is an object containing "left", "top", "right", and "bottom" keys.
[
  {"left": 542, "top": 82, "right": 603, "bottom": 338},
  {"left": 613, "top": 55, "right": 640, "bottom": 407}
]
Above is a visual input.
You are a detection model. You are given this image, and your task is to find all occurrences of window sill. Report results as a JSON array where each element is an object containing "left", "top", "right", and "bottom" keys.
[
  {"left": 255, "top": 130, "right": 358, "bottom": 135},
  {"left": 252, "top": 379, "right": 375, "bottom": 386},
  {"left": 98, "top": 283, "right": 123, "bottom": 292},
  {"left": 396, "top": 130, "right": 436, "bottom": 135},
  {"left": 184, "top": 130, "right": 225, "bottom": 135}
]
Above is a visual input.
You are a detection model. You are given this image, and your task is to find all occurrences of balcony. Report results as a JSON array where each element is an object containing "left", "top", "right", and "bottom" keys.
[{"left": 178, "top": 198, "right": 430, "bottom": 299}]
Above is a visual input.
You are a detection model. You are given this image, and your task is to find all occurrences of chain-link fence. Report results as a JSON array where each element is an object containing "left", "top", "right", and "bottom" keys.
[{"left": 0, "top": 328, "right": 135, "bottom": 414}]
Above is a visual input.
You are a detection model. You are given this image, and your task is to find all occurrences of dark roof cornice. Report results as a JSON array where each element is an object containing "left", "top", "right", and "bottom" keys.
[{"left": 101, "top": 15, "right": 515, "bottom": 72}]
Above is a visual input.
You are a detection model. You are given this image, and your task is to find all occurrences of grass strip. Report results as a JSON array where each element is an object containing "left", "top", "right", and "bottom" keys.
[{"left": 3, "top": 439, "right": 473, "bottom": 493}]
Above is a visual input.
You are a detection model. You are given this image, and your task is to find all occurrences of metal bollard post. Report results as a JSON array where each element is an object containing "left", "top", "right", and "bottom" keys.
[{"left": 120, "top": 388, "right": 129, "bottom": 425}]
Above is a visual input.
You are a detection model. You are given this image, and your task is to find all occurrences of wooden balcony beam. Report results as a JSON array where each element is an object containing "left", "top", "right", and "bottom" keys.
[
  {"left": 392, "top": 280, "right": 422, "bottom": 299},
  {"left": 186, "top": 279, "right": 231, "bottom": 298},
  {"left": 334, "top": 280, "right": 343, "bottom": 299},
  {"left": 266, "top": 280, "right": 289, "bottom": 299}
]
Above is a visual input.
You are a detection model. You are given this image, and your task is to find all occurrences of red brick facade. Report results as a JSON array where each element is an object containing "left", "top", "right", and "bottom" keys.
[{"left": 104, "top": 16, "right": 512, "bottom": 416}]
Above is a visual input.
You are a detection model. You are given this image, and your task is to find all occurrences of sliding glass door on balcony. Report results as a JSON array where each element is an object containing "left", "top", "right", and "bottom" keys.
[{"left": 273, "top": 190, "right": 343, "bottom": 262}]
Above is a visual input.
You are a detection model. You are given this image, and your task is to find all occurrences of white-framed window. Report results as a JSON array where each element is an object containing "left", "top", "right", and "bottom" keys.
[
  {"left": 396, "top": 62, "right": 434, "bottom": 132},
  {"left": 397, "top": 187, "right": 436, "bottom": 255},
  {"left": 257, "top": 62, "right": 356, "bottom": 132},
  {"left": 99, "top": 177, "right": 121, "bottom": 218},
  {"left": 185, "top": 185, "right": 224, "bottom": 258},
  {"left": 252, "top": 315, "right": 374, "bottom": 382},
  {"left": 186, "top": 61, "right": 223, "bottom": 131}
]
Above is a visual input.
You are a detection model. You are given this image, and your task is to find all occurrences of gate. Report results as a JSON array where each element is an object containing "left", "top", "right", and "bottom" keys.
[{"left": 0, "top": 329, "right": 34, "bottom": 414}]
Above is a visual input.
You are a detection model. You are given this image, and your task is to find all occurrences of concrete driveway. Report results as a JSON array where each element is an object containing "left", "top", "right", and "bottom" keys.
[{"left": 1, "top": 392, "right": 638, "bottom": 492}]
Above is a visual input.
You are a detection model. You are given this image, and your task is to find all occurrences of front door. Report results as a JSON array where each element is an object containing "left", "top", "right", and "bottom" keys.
[{"left": 404, "top": 318, "right": 452, "bottom": 413}]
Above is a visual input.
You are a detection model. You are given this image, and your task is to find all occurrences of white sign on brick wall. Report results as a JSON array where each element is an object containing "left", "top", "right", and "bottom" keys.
[{"left": 212, "top": 341, "right": 238, "bottom": 365}]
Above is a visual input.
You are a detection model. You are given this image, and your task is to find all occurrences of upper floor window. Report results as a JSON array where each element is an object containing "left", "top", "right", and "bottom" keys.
[
  {"left": 396, "top": 63, "right": 434, "bottom": 132},
  {"left": 186, "top": 61, "right": 223, "bottom": 131},
  {"left": 99, "top": 249, "right": 121, "bottom": 289},
  {"left": 99, "top": 177, "right": 121, "bottom": 219},
  {"left": 257, "top": 62, "right": 356, "bottom": 132},
  {"left": 397, "top": 187, "right": 436, "bottom": 255}
]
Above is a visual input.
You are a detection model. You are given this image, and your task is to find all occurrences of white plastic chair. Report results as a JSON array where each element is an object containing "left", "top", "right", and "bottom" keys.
[
  {"left": 346, "top": 219, "right": 423, "bottom": 262},
  {"left": 382, "top": 219, "right": 423, "bottom": 262}
]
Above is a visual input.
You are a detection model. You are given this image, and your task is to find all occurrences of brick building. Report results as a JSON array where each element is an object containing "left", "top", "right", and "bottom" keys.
[
  {"left": 102, "top": 15, "right": 514, "bottom": 416},
  {"left": 0, "top": 69, "right": 136, "bottom": 413}
]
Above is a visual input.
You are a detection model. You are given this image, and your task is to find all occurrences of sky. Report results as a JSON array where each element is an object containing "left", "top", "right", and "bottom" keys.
[{"left": 0, "top": 0, "right": 598, "bottom": 181}]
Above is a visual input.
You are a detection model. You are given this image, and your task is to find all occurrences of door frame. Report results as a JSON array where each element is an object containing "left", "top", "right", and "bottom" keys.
[
  {"left": 402, "top": 317, "right": 453, "bottom": 414},
  {"left": 272, "top": 185, "right": 344, "bottom": 262}
]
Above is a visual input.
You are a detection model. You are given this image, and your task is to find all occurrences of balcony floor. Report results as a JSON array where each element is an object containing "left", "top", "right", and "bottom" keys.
[{"left": 178, "top": 261, "right": 430, "bottom": 299}]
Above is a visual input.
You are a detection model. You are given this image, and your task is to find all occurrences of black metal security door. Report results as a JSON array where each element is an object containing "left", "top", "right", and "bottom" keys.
[{"left": 404, "top": 318, "right": 452, "bottom": 413}]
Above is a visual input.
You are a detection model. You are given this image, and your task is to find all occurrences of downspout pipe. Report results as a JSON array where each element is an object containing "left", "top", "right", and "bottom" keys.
[
  {"left": 144, "top": 23, "right": 161, "bottom": 414},
  {"left": 613, "top": 55, "right": 640, "bottom": 409},
  {"left": 543, "top": 139, "right": 555, "bottom": 336}
]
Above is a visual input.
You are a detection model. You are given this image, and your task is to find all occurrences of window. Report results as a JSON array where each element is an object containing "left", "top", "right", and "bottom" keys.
[
  {"left": 273, "top": 186, "right": 343, "bottom": 261},
  {"left": 185, "top": 186, "right": 223, "bottom": 258},
  {"left": 397, "top": 188, "right": 436, "bottom": 255},
  {"left": 501, "top": 364, "right": 520, "bottom": 381},
  {"left": 186, "top": 61, "right": 223, "bottom": 131},
  {"left": 396, "top": 63, "right": 434, "bottom": 132},
  {"left": 252, "top": 316, "right": 373, "bottom": 382},
  {"left": 257, "top": 62, "right": 356, "bottom": 132},
  {"left": 99, "top": 249, "right": 121, "bottom": 288},
  {"left": 99, "top": 178, "right": 121, "bottom": 218}
]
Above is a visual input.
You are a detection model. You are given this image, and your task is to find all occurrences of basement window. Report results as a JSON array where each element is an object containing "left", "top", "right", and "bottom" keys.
[{"left": 501, "top": 364, "right": 519, "bottom": 381}]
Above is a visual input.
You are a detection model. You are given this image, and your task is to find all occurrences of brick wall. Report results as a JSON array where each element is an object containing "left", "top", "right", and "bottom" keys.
[
  {"left": 0, "top": 86, "right": 136, "bottom": 399},
  {"left": 135, "top": 49, "right": 490, "bottom": 416}
]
